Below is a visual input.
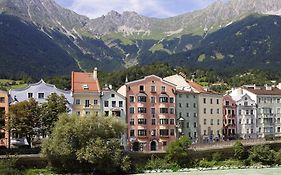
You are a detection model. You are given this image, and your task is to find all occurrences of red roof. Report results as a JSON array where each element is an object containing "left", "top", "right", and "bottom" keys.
[{"left": 71, "top": 72, "right": 100, "bottom": 93}]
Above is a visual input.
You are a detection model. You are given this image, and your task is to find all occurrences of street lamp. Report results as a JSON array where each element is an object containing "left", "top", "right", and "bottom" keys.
[{"left": 177, "top": 117, "right": 185, "bottom": 137}]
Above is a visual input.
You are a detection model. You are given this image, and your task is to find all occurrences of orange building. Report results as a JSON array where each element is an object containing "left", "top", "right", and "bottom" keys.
[
  {"left": 0, "top": 90, "right": 9, "bottom": 148},
  {"left": 126, "top": 75, "right": 177, "bottom": 152},
  {"left": 71, "top": 68, "right": 101, "bottom": 116}
]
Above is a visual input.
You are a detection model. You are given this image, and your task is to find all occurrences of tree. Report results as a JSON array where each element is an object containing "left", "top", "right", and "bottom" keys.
[
  {"left": 41, "top": 114, "right": 130, "bottom": 174},
  {"left": 233, "top": 141, "right": 247, "bottom": 160},
  {"left": 165, "top": 136, "right": 191, "bottom": 167},
  {"left": 8, "top": 98, "right": 40, "bottom": 146},
  {"left": 248, "top": 145, "right": 275, "bottom": 165},
  {"left": 41, "top": 93, "right": 67, "bottom": 135}
]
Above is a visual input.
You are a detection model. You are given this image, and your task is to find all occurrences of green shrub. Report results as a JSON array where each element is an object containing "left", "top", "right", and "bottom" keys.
[
  {"left": 275, "top": 149, "right": 281, "bottom": 164},
  {"left": 217, "top": 159, "right": 243, "bottom": 167},
  {"left": 233, "top": 141, "right": 247, "bottom": 160},
  {"left": 248, "top": 145, "right": 275, "bottom": 165},
  {"left": 23, "top": 168, "right": 55, "bottom": 175},
  {"left": 212, "top": 152, "right": 222, "bottom": 161},
  {"left": 144, "top": 157, "right": 180, "bottom": 172},
  {"left": 198, "top": 159, "right": 216, "bottom": 168}
]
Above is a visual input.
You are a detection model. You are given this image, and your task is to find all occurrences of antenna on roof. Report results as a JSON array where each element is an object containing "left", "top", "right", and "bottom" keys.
[{"left": 125, "top": 76, "right": 128, "bottom": 83}]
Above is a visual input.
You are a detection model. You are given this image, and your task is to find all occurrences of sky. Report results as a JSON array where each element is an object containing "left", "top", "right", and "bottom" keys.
[{"left": 54, "top": 0, "right": 217, "bottom": 19}]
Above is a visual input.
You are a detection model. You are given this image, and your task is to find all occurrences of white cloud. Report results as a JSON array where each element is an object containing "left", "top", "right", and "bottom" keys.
[{"left": 66, "top": 0, "right": 178, "bottom": 19}]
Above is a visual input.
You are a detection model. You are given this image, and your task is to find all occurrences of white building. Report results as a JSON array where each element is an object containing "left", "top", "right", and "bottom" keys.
[
  {"left": 9, "top": 79, "right": 73, "bottom": 111},
  {"left": 101, "top": 87, "right": 126, "bottom": 147}
]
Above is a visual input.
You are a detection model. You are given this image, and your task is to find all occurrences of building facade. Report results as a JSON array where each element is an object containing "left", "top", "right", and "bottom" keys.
[
  {"left": 101, "top": 88, "right": 126, "bottom": 147},
  {"left": 223, "top": 95, "right": 237, "bottom": 140},
  {"left": 9, "top": 79, "right": 73, "bottom": 111},
  {"left": 126, "top": 75, "right": 177, "bottom": 152},
  {"left": 71, "top": 68, "right": 101, "bottom": 116},
  {"left": 242, "top": 85, "right": 281, "bottom": 138},
  {"left": 198, "top": 93, "right": 223, "bottom": 143},
  {"left": 0, "top": 90, "right": 9, "bottom": 148}
]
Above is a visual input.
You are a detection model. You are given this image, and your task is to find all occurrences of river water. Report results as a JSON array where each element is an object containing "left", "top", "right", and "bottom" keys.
[{"left": 138, "top": 168, "right": 281, "bottom": 175}]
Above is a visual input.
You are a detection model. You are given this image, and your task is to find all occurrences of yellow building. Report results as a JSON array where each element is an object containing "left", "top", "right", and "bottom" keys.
[
  {"left": 71, "top": 68, "right": 101, "bottom": 116},
  {"left": 0, "top": 90, "right": 9, "bottom": 148}
]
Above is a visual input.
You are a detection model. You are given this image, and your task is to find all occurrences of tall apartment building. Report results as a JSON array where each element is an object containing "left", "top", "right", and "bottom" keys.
[
  {"left": 223, "top": 95, "right": 237, "bottom": 140},
  {"left": 0, "top": 90, "right": 9, "bottom": 148},
  {"left": 242, "top": 84, "right": 281, "bottom": 138},
  {"left": 125, "top": 75, "right": 176, "bottom": 152},
  {"left": 71, "top": 68, "right": 101, "bottom": 116},
  {"left": 164, "top": 74, "right": 200, "bottom": 143},
  {"left": 198, "top": 92, "right": 223, "bottom": 143}
]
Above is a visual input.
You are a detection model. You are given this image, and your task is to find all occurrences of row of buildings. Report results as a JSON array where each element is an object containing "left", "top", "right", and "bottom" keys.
[{"left": 1, "top": 68, "right": 281, "bottom": 152}]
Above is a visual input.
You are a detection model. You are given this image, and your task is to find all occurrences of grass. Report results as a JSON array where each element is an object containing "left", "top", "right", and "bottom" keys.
[
  {"left": 149, "top": 43, "right": 172, "bottom": 54},
  {"left": 0, "top": 79, "right": 27, "bottom": 91}
]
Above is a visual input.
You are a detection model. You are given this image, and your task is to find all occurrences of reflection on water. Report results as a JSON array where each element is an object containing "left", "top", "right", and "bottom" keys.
[{"left": 138, "top": 168, "right": 281, "bottom": 175}]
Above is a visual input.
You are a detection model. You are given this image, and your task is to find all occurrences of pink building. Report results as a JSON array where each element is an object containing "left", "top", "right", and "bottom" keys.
[
  {"left": 126, "top": 75, "right": 177, "bottom": 152},
  {"left": 223, "top": 95, "right": 237, "bottom": 140}
]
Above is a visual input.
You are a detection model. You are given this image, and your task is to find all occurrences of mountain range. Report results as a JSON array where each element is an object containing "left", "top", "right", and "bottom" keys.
[{"left": 1, "top": 0, "right": 281, "bottom": 78}]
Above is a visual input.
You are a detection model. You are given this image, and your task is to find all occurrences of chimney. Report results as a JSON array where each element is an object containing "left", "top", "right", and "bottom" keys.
[
  {"left": 265, "top": 84, "right": 272, "bottom": 91},
  {"left": 93, "top": 67, "right": 98, "bottom": 80},
  {"left": 109, "top": 85, "right": 113, "bottom": 90}
]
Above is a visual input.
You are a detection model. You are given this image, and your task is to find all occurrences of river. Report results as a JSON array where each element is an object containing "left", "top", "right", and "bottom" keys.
[{"left": 137, "top": 167, "right": 281, "bottom": 175}]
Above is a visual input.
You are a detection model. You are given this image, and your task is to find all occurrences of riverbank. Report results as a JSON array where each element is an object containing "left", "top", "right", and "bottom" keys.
[{"left": 138, "top": 167, "right": 281, "bottom": 175}]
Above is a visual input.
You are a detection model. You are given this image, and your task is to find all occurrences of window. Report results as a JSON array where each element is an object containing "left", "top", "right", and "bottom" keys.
[
  {"left": 210, "top": 119, "right": 214, "bottom": 125},
  {"left": 151, "top": 96, "right": 156, "bottom": 103},
  {"left": 159, "top": 97, "right": 168, "bottom": 103},
  {"left": 186, "top": 113, "right": 189, "bottom": 117},
  {"left": 246, "top": 110, "right": 249, "bottom": 115},
  {"left": 217, "top": 109, "right": 220, "bottom": 114},
  {"left": 204, "top": 130, "right": 207, "bottom": 135},
  {"left": 179, "top": 94, "right": 182, "bottom": 98},
  {"left": 239, "top": 110, "right": 241, "bottom": 115},
  {"left": 278, "top": 99, "right": 280, "bottom": 103},
  {"left": 129, "top": 96, "right": 134, "bottom": 103},
  {"left": 27, "top": 93, "right": 33, "bottom": 98},
  {"left": 130, "top": 119, "right": 134, "bottom": 125},
  {"left": 203, "top": 98, "right": 206, "bottom": 103},
  {"left": 138, "top": 107, "right": 147, "bottom": 113},
  {"left": 169, "top": 97, "right": 174, "bottom": 103},
  {"left": 204, "top": 119, "right": 207, "bottom": 125},
  {"left": 170, "top": 129, "right": 175, "bottom": 136},
  {"left": 94, "top": 99, "right": 98, "bottom": 105},
  {"left": 75, "top": 99, "right": 80, "bottom": 105},
  {"left": 138, "top": 96, "right": 147, "bottom": 102},
  {"left": 0, "top": 97, "right": 4, "bottom": 103},
  {"left": 217, "top": 119, "right": 220, "bottom": 125},
  {"left": 152, "top": 119, "right": 156, "bottom": 125},
  {"left": 278, "top": 108, "right": 281, "bottom": 114},
  {"left": 138, "top": 129, "right": 147, "bottom": 136},
  {"left": 85, "top": 100, "right": 90, "bottom": 108},
  {"left": 179, "top": 103, "right": 182, "bottom": 108},
  {"left": 179, "top": 112, "right": 182, "bottom": 117},
  {"left": 77, "top": 111, "right": 80, "bottom": 116},
  {"left": 163, "top": 141, "right": 167, "bottom": 146},
  {"left": 151, "top": 86, "right": 156, "bottom": 92},
  {"left": 139, "top": 85, "right": 144, "bottom": 92},
  {"left": 210, "top": 109, "right": 213, "bottom": 114},
  {"left": 38, "top": 93, "right": 44, "bottom": 99},
  {"left": 85, "top": 111, "right": 90, "bottom": 115},
  {"left": 129, "top": 107, "right": 134, "bottom": 114},
  {"left": 151, "top": 129, "right": 156, "bottom": 136},
  {"left": 104, "top": 101, "right": 109, "bottom": 107},
  {"left": 161, "top": 86, "right": 166, "bottom": 92},
  {"left": 169, "top": 108, "right": 174, "bottom": 114},
  {"left": 170, "top": 119, "right": 175, "bottom": 125},
  {"left": 204, "top": 108, "right": 206, "bottom": 114},
  {"left": 82, "top": 84, "right": 89, "bottom": 90},
  {"left": 111, "top": 94, "right": 115, "bottom": 98},
  {"left": 186, "top": 103, "right": 189, "bottom": 108},
  {"left": 210, "top": 98, "right": 213, "bottom": 104},
  {"left": 105, "top": 111, "right": 109, "bottom": 116},
  {"left": 151, "top": 108, "right": 156, "bottom": 114},
  {"left": 138, "top": 119, "right": 147, "bottom": 125},
  {"left": 160, "top": 119, "right": 169, "bottom": 125},
  {"left": 187, "top": 122, "right": 189, "bottom": 128},
  {"left": 130, "top": 130, "right": 135, "bottom": 137},
  {"left": 193, "top": 122, "right": 197, "bottom": 128},
  {"left": 193, "top": 103, "right": 196, "bottom": 108},
  {"left": 160, "top": 129, "right": 169, "bottom": 136},
  {"left": 160, "top": 108, "right": 168, "bottom": 114},
  {"left": 193, "top": 113, "right": 197, "bottom": 117},
  {"left": 119, "top": 101, "right": 123, "bottom": 107},
  {"left": 217, "top": 99, "right": 219, "bottom": 104},
  {"left": 112, "top": 101, "right": 116, "bottom": 107},
  {"left": 225, "top": 101, "right": 229, "bottom": 106}
]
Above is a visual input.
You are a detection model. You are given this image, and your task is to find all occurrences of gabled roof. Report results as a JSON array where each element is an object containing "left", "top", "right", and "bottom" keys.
[
  {"left": 126, "top": 75, "right": 176, "bottom": 87},
  {"left": 71, "top": 72, "right": 100, "bottom": 93},
  {"left": 244, "top": 86, "right": 281, "bottom": 96}
]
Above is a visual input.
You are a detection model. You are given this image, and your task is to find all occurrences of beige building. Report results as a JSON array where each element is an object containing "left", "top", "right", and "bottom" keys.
[
  {"left": 71, "top": 68, "right": 101, "bottom": 116},
  {"left": 198, "top": 93, "right": 223, "bottom": 143}
]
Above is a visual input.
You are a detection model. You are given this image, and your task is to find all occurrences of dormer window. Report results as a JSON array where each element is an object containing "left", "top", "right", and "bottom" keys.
[
  {"left": 139, "top": 85, "right": 144, "bottom": 92},
  {"left": 83, "top": 84, "right": 89, "bottom": 90},
  {"left": 161, "top": 86, "right": 166, "bottom": 93}
]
